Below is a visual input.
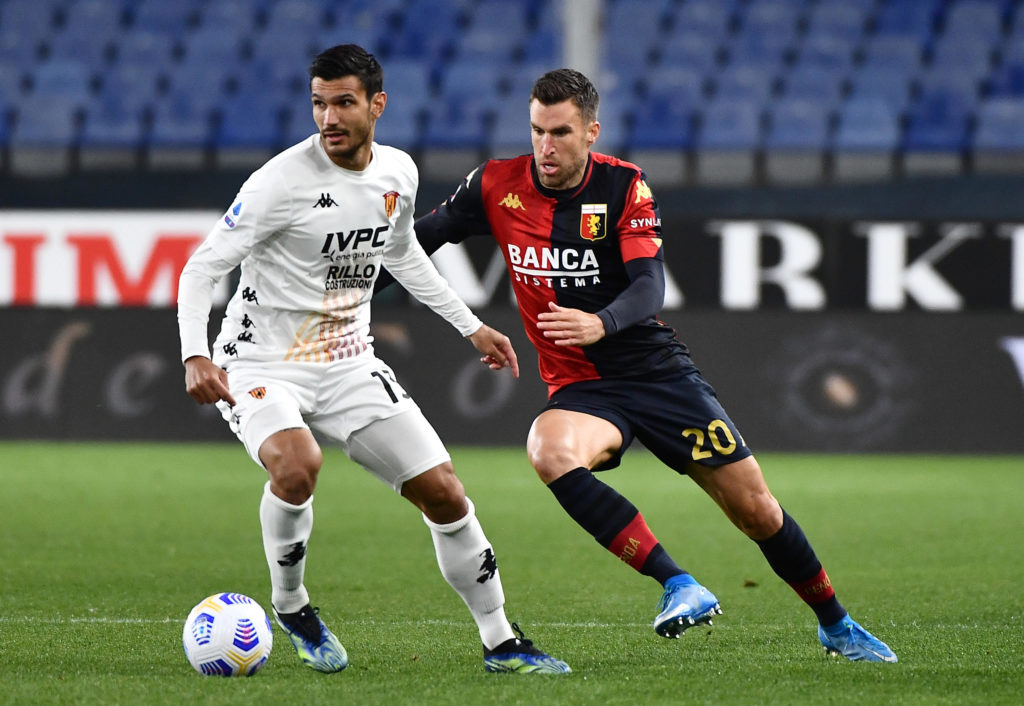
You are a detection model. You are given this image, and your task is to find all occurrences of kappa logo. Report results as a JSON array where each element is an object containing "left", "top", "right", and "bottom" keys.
[
  {"left": 248, "top": 387, "right": 267, "bottom": 399},
  {"left": 634, "top": 179, "right": 653, "bottom": 203},
  {"left": 580, "top": 204, "right": 607, "bottom": 241},
  {"left": 498, "top": 192, "right": 526, "bottom": 211},
  {"left": 313, "top": 192, "right": 338, "bottom": 208},
  {"left": 383, "top": 190, "right": 399, "bottom": 218}
]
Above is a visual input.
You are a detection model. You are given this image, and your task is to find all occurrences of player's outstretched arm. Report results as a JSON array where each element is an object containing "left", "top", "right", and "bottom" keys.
[
  {"left": 467, "top": 324, "right": 520, "bottom": 378},
  {"left": 184, "top": 355, "right": 237, "bottom": 406}
]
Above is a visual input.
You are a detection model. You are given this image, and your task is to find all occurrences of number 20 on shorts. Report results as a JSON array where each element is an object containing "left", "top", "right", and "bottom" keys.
[{"left": 682, "top": 419, "right": 738, "bottom": 461}]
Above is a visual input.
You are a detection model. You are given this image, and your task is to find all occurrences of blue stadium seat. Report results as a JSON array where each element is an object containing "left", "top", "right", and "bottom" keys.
[
  {"left": 95, "top": 64, "right": 160, "bottom": 116},
  {"left": 178, "top": 26, "right": 248, "bottom": 67},
  {"left": 374, "top": 93, "right": 423, "bottom": 152},
  {"left": 130, "top": 0, "right": 200, "bottom": 34},
  {"left": 903, "top": 91, "right": 973, "bottom": 152},
  {"left": 389, "top": 0, "right": 465, "bottom": 61},
  {"left": 833, "top": 97, "right": 901, "bottom": 151},
  {"left": 9, "top": 95, "right": 79, "bottom": 147},
  {"left": 195, "top": 0, "right": 262, "bottom": 35},
  {"left": 593, "top": 92, "right": 630, "bottom": 153},
  {"left": 421, "top": 99, "right": 489, "bottom": 149},
  {"left": 846, "top": 66, "right": 914, "bottom": 114},
  {"left": 0, "top": 29, "right": 41, "bottom": 66},
  {"left": 263, "top": 0, "right": 331, "bottom": 33},
  {"left": 697, "top": 98, "right": 762, "bottom": 150},
  {"left": 974, "top": 97, "right": 1024, "bottom": 151},
  {"left": 148, "top": 108, "right": 213, "bottom": 150},
  {"left": 656, "top": 30, "right": 722, "bottom": 76},
  {"left": 381, "top": 59, "right": 433, "bottom": 112},
  {"left": 458, "top": 0, "right": 529, "bottom": 62},
  {"left": 80, "top": 99, "right": 145, "bottom": 151},
  {"left": 929, "top": 36, "right": 994, "bottom": 80},
  {"left": 873, "top": 0, "right": 943, "bottom": 39},
  {"left": 0, "top": 0, "right": 62, "bottom": 37},
  {"left": 216, "top": 94, "right": 283, "bottom": 149},
  {"left": 942, "top": 0, "right": 1005, "bottom": 44},
  {"left": 794, "top": 33, "right": 857, "bottom": 72},
  {"left": 725, "top": 25, "right": 796, "bottom": 71},
  {"left": 628, "top": 90, "right": 695, "bottom": 150},
  {"left": 711, "top": 64, "right": 777, "bottom": 106},
  {"left": 28, "top": 59, "right": 94, "bottom": 104},
  {"left": 764, "top": 98, "right": 831, "bottom": 150},
  {"left": 672, "top": 0, "right": 736, "bottom": 38},
  {"left": 45, "top": 24, "right": 116, "bottom": 68},
  {"left": 436, "top": 62, "right": 505, "bottom": 110},
  {"left": 488, "top": 93, "right": 530, "bottom": 155},
  {"left": 779, "top": 65, "right": 846, "bottom": 108},
  {"left": 803, "top": 1, "right": 869, "bottom": 44},
  {"left": 281, "top": 104, "right": 318, "bottom": 146},
  {"left": 59, "top": 0, "right": 127, "bottom": 40},
  {"left": 113, "top": 31, "right": 177, "bottom": 68},
  {"left": 0, "top": 63, "right": 26, "bottom": 102},
  {"left": 859, "top": 34, "right": 925, "bottom": 75},
  {"left": 520, "top": 26, "right": 562, "bottom": 66}
]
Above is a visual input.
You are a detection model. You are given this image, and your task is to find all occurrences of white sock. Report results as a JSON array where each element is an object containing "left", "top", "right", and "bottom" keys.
[
  {"left": 259, "top": 481, "right": 312, "bottom": 614},
  {"left": 423, "top": 498, "right": 515, "bottom": 649}
]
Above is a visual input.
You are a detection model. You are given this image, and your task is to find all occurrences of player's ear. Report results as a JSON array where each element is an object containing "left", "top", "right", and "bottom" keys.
[
  {"left": 586, "top": 120, "right": 600, "bottom": 147},
  {"left": 371, "top": 91, "right": 387, "bottom": 119}
]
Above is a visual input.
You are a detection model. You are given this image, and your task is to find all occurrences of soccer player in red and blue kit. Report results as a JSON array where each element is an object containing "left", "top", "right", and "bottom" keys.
[{"left": 379, "top": 69, "right": 896, "bottom": 662}]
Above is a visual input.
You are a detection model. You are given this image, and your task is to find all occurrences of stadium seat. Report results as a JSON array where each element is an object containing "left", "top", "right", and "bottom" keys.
[
  {"left": 973, "top": 96, "right": 1024, "bottom": 172},
  {"left": 457, "top": 0, "right": 529, "bottom": 62},
  {"left": 929, "top": 36, "right": 995, "bottom": 81},
  {"left": 779, "top": 65, "right": 846, "bottom": 108},
  {"left": 8, "top": 95, "right": 79, "bottom": 175},
  {"left": 711, "top": 63, "right": 778, "bottom": 107},
  {"left": 195, "top": 0, "right": 262, "bottom": 36},
  {"left": 628, "top": 90, "right": 696, "bottom": 150},
  {"left": 28, "top": 59, "right": 94, "bottom": 102},
  {"left": 0, "top": 0, "right": 61, "bottom": 37},
  {"left": 389, "top": 0, "right": 465, "bottom": 61},
  {"left": 130, "top": 0, "right": 200, "bottom": 34},
  {"left": 215, "top": 93, "right": 284, "bottom": 169},
  {"left": 872, "top": 0, "right": 943, "bottom": 40},
  {"left": 695, "top": 98, "right": 762, "bottom": 184},
  {"left": 113, "top": 31, "right": 177, "bottom": 69},
  {"left": 656, "top": 30, "right": 722, "bottom": 77},
  {"left": 763, "top": 97, "right": 831, "bottom": 183},
  {"left": 942, "top": 0, "right": 1005, "bottom": 44},
  {"left": 79, "top": 99, "right": 145, "bottom": 170},
  {"left": 846, "top": 67, "right": 913, "bottom": 114},
  {"left": 672, "top": 0, "right": 737, "bottom": 38},
  {"left": 832, "top": 97, "right": 900, "bottom": 181},
  {"left": 178, "top": 27, "right": 248, "bottom": 68},
  {"left": 902, "top": 87, "right": 973, "bottom": 175},
  {"left": 0, "top": 29, "right": 41, "bottom": 67}
]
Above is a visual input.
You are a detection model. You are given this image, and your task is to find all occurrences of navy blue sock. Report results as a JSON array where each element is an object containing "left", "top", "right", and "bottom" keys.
[
  {"left": 755, "top": 509, "right": 846, "bottom": 626},
  {"left": 547, "top": 467, "right": 685, "bottom": 585}
]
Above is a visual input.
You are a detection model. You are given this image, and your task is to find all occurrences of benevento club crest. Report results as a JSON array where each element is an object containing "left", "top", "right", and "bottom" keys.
[
  {"left": 580, "top": 204, "right": 607, "bottom": 241},
  {"left": 383, "top": 191, "right": 399, "bottom": 218}
]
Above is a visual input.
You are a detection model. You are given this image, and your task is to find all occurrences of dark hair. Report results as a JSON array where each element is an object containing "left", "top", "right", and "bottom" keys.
[
  {"left": 308, "top": 44, "right": 383, "bottom": 97},
  {"left": 531, "top": 68, "right": 600, "bottom": 124}
]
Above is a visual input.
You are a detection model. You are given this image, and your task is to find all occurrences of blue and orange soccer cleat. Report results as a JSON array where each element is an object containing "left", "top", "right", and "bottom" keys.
[
  {"left": 483, "top": 623, "right": 571, "bottom": 674},
  {"left": 818, "top": 615, "right": 898, "bottom": 662},
  {"left": 274, "top": 604, "right": 349, "bottom": 673},
  {"left": 654, "top": 574, "right": 723, "bottom": 638}
]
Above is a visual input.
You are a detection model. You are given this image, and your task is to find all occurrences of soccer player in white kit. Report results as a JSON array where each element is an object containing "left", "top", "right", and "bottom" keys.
[{"left": 177, "top": 44, "right": 569, "bottom": 675}]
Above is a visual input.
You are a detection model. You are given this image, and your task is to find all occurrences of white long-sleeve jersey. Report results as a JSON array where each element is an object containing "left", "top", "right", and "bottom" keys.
[{"left": 177, "top": 136, "right": 481, "bottom": 366}]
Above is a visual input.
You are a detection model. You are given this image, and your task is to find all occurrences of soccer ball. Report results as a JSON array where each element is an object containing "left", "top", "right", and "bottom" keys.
[{"left": 182, "top": 593, "right": 273, "bottom": 676}]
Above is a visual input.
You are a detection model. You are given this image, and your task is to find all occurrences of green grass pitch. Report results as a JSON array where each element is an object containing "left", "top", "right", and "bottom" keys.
[{"left": 1, "top": 442, "right": 1022, "bottom": 704}]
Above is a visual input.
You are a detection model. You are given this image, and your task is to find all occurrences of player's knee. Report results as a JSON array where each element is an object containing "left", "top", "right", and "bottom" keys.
[
  {"left": 405, "top": 463, "right": 468, "bottom": 522},
  {"left": 261, "top": 438, "right": 322, "bottom": 502},
  {"left": 732, "top": 494, "right": 783, "bottom": 540}
]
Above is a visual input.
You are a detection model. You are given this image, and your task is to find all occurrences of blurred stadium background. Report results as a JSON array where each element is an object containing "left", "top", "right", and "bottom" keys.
[{"left": 2, "top": 0, "right": 1023, "bottom": 454}]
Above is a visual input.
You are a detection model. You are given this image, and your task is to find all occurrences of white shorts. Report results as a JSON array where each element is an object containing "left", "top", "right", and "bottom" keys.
[{"left": 217, "top": 354, "right": 450, "bottom": 492}]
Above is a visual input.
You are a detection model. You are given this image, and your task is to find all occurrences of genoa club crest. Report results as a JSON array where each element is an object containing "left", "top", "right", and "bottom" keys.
[
  {"left": 383, "top": 191, "right": 399, "bottom": 218},
  {"left": 580, "top": 204, "right": 607, "bottom": 241}
]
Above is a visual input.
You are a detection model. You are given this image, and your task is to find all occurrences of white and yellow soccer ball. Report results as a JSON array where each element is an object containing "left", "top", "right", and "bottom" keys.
[{"left": 182, "top": 593, "right": 273, "bottom": 676}]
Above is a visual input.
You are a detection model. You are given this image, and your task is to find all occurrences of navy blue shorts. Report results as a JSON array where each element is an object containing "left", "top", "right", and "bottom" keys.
[{"left": 543, "top": 370, "right": 752, "bottom": 473}]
